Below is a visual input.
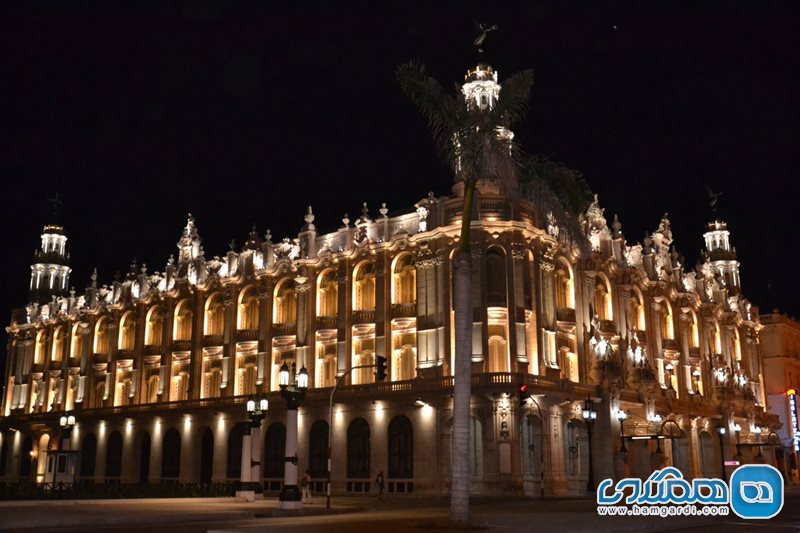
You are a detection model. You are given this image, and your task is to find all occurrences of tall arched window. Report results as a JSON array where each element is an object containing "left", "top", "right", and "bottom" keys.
[
  {"left": 51, "top": 326, "right": 64, "bottom": 362},
  {"left": 70, "top": 323, "right": 85, "bottom": 361},
  {"left": 34, "top": 330, "right": 46, "bottom": 365},
  {"left": 309, "top": 420, "right": 329, "bottom": 478},
  {"left": 555, "top": 264, "right": 574, "bottom": 309},
  {"left": 146, "top": 374, "right": 160, "bottom": 403},
  {"left": 238, "top": 287, "right": 259, "bottom": 330},
  {"left": 80, "top": 433, "right": 97, "bottom": 480},
  {"left": 264, "top": 423, "right": 286, "bottom": 479},
  {"left": 353, "top": 262, "right": 376, "bottom": 311},
  {"left": 628, "top": 292, "right": 646, "bottom": 331},
  {"left": 347, "top": 418, "right": 370, "bottom": 479},
  {"left": 161, "top": 428, "right": 181, "bottom": 481},
  {"left": 388, "top": 416, "right": 413, "bottom": 480},
  {"left": 593, "top": 278, "right": 612, "bottom": 320},
  {"left": 145, "top": 306, "right": 164, "bottom": 346},
  {"left": 226, "top": 423, "right": 247, "bottom": 479},
  {"left": 487, "top": 335, "right": 509, "bottom": 373},
  {"left": 392, "top": 255, "right": 416, "bottom": 305},
  {"left": 486, "top": 249, "right": 507, "bottom": 307},
  {"left": 173, "top": 300, "right": 193, "bottom": 341},
  {"left": 688, "top": 311, "right": 699, "bottom": 348},
  {"left": 118, "top": 312, "right": 135, "bottom": 351},
  {"left": 106, "top": 431, "right": 123, "bottom": 480},
  {"left": 93, "top": 318, "right": 109, "bottom": 355},
  {"left": 274, "top": 280, "right": 297, "bottom": 324},
  {"left": 204, "top": 294, "right": 224, "bottom": 336},
  {"left": 317, "top": 270, "right": 338, "bottom": 317},
  {"left": 660, "top": 302, "right": 674, "bottom": 340}
]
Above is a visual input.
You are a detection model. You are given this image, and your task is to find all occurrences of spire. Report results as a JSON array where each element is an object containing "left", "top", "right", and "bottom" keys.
[
  {"left": 703, "top": 218, "right": 741, "bottom": 292},
  {"left": 29, "top": 198, "right": 72, "bottom": 304}
]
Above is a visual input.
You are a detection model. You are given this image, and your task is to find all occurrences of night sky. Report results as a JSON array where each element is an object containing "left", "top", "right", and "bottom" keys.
[{"left": 1, "top": 1, "right": 798, "bottom": 363}]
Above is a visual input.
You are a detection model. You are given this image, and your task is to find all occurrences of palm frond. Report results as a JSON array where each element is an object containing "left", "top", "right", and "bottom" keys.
[{"left": 494, "top": 69, "right": 535, "bottom": 127}]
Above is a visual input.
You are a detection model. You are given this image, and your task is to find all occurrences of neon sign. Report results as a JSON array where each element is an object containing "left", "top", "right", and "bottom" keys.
[{"left": 788, "top": 391, "right": 799, "bottom": 452}]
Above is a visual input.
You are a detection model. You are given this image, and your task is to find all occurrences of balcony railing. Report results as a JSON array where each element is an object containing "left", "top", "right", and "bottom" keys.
[
  {"left": 235, "top": 329, "right": 259, "bottom": 342},
  {"left": 90, "top": 353, "right": 108, "bottom": 365},
  {"left": 315, "top": 316, "right": 336, "bottom": 331},
  {"left": 662, "top": 339, "right": 680, "bottom": 352},
  {"left": 391, "top": 303, "right": 417, "bottom": 319},
  {"left": 352, "top": 310, "right": 375, "bottom": 324},
  {"left": 202, "top": 334, "right": 224, "bottom": 347},
  {"left": 68, "top": 357, "right": 81, "bottom": 368},
  {"left": 143, "top": 344, "right": 162, "bottom": 356},
  {"left": 272, "top": 323, "right": 296, "bottom": 336},
  {"left": 598, "top": 319, "right": 617, "bottom": 335},
  {"left": 171, "top": 340, "right": 191, "bottom": 351},
  {"left": 49, "top": 360, "right": 62, "bottom": 371},
  {"left": 556, "top": 307, "right": 576, "bottom": 323}
]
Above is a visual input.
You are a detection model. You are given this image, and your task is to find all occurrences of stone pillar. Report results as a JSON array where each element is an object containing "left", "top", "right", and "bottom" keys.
[{"left": 279, "top": 404, "right": 302, "bottom": 509}]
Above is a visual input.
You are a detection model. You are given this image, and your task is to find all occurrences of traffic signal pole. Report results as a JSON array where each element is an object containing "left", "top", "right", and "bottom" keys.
[{"left": 327, "top": 360, "right": 387, "bottom": 509}]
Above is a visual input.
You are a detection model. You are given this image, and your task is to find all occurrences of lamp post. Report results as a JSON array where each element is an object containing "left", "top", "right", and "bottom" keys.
[
  {"left": 243, "top": 396, "right": 268, "bottom": 495},
  {"left": 717, "top": 426, "right": 727, "bottom": 482},
  {"left": 59, "top": 413, "right": 75, "bottom": 451},
  {"left": 279, "top": 361, "right": 308, "bottom": 509},
  {"left": 733, "top": 423, "right": 742, "bottom": 460},
  {"left": 617, "top": 410, "right": 628, "bottom": 453},
  {"left": 582, "top": 398, "right": 597, "bottom": 492},
  {"left": 665, "top": 363, "right": 675, "bottom": 391}
]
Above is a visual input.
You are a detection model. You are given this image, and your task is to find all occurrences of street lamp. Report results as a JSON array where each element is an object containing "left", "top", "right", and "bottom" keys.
[
  {"left": 241, "top": 396, "right": 268, "bottom": 496},
  {"left": 692, "top": 369, "right": 701, "bottom": 395},
  {"left": 279, "top": 361, "right": 308, "bottom": 509},
  {"left": 733, "top": 423, "right": 742, "bottom": 459},
  {"left": 582, "top": 398, "right": 597, "bottom": 492},
  {"left": 717, "top": 426, "right": 727, "bottom": 482},
  {"left": 665, "top": 363, "right": 675, "bottom": 391},
  {"left": 59, "top": 413, "right": 76, "bottom": 451},
  {"left": 617, "top": 410, "right": 628, "bottom": 453}
]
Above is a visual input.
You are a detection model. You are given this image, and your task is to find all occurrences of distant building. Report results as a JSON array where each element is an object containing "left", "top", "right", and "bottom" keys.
[
  {"left": 0, "top": 60, "right": 778, "bottom": 497},
  {"left": 761, "top": 312, "right": 800, "bottom": 480}
]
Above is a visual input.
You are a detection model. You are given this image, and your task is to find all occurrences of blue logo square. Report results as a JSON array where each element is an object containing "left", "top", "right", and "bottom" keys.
[{"left": 729, "top": 464, "right": 783, "bottom": 519}]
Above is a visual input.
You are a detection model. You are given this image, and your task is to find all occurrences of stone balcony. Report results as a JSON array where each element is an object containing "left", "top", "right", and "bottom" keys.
[
  {"left": 235, "top": 329, "right": 258, "bottom": 342},
  {"left": 171, "top": 340, "right": 191, "bottom": 352},
  {"left": 352, "top": 310, "right": 375, "bottom": 324},
  {"left": 273, "top": 322, "right": 296, "bottom": 336},
  {"left": 556, "top": 307, "right": 576, "bottom": 323},
  {"left": 144, "top": 344, "right": 162, "bottom": 356},
  {"left": 203, "top": 334, "right": 224, "bottom": 347},
  {"left": 662, "top": 338, "right": 680, "bottom": 352},
  {"left": 391, "top": 303, "right": 416, "bottom": 319},
  {"left": 316, "top": 316, "right": 337, "bottom": 331}
]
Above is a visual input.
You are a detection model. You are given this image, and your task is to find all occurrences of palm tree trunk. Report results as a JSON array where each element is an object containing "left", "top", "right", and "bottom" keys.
[{"left": 451, "top": 179, "right": 475, "bottom": 525}]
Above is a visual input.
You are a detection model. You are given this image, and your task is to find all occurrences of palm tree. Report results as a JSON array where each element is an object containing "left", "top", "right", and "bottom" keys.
[{"left": 396, "top": 61, "right": 534, "bottom": 526}]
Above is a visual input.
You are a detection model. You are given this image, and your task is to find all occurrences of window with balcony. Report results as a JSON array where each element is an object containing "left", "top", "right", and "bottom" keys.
[
  {"left": 118, "top": 312, "right": 135, "bottom": 351},
  {"left": 238, "top": 287, "right": 259, "bottom": 330},
  {"left": 486, "top": 249, "right": 506, "bottom": 307},
  {"left": 173, "top": 300, "right": 193, "bottom": 342},
  {"left": 392, "top": 254, "right": 416, "bottom": 305},
  {"left": 204, "top": 294, "right": 224, "bottom": 336},
  {"left": 51, "top": 326, "right": 64, "bottom": 362},
  {"left": 94, "top": 318, "right": 109, "bottom": 355},
  {"left": 353, "top": 262, "right": 376, "bottom": 312},
  {"left": 317, "top": 270, "right": 338, "bottom": 317},
  {"left": 145, "top": 306, "right": 164, "bottom": 346},
  {"left": 274, "top": 279, "right": 297, "bottom": 324}
]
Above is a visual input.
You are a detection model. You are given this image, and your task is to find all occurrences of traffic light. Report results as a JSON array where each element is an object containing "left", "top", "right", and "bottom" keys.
[
  {"left": 375, "top": 355, "right": 387, "bottom": 382},
  {"left": 519, "top": 384, "right": 530, "bottom": 407}
]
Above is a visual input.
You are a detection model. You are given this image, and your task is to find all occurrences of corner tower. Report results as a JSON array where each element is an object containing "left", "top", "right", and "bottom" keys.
[
  {"left": 703, "top": 219, "right": 741, "bottom": 294},
  {"left": 29, "top": 221, "right": 71, "bottom": 304}
]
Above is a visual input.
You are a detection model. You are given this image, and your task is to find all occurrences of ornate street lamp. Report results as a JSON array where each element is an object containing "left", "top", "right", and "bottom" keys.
[
  {"left": 617, "top": 410, "right": 628, "bottom": 453},
  {"left": 279, "top": 361, "right": 308, "bottom": 509},
  {"left": 717, "top": 426, "right": 728, "bottom": 482},
  {"left": 59, "top": 413, "right": 76, "bottom": 450},
  {"left": 665, "top": 363, "right": 675, "bottom": 391},
  {"left": 238, "top": 396, "right": 269, "bottom": 497},
  {"left": 582, "top": 398, "right": 597, "bottom": 492}
]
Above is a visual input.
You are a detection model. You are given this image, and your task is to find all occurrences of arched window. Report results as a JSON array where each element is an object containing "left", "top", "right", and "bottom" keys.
[
  {"left": 487, "top": 334, "right": 509, "bottom": 373},
  {"left": 106, "top": 431, "right": 123, "bottom": 480},
  {"left": 593, "top": 278, "right": 612, "bottom": 320},
  {"left": 145, "top": 374, "right": 160, "bottom": 403},
  {"left": 204, "top": 294, "right": 225, "bottom": 336},
  {"left": 660, "top": 302, "right": 674, "bottom": 340},
  {"left": 80, "top": 433, "right": 96, "bottom": 480},
  {"left": 308, "top": 420, "right": 329, "bottom": 478},
  {"left": 486, "top": 249, "right": 506, "bottom": 307},
  {"left": 317, "top": 270, "right": 338, "bottom": 317},
  {"left": 347, "top": 418, "right": 370, "bottom": 479},
  {"left": 137, "top": 432, "right": 151, "bottom": 483},
  {"left": 388, "top": 416, "right": 413, "bottom": 480},
  {"left": 396, "top": 345, "right": 416, "bottom": 381},
  {"left": 145, "top": 306, "right": 164, "bottom": 346},
  {"left": 34, "top": 330, "right": 46, "bottom": 364},
  {"left": 204, "top": 367, "right": 222, "bottom": 399},
  {"left": 263, "top": 423, "right": 286, "bottom": 479},
  {"left": 239, "top": 364, "right": 257, "bottom": 396},
  {"left": 161, "top": 428, "right": 181, "bottom": 480},
  {"left": 173, "top": 300, "right": 193, "bottom": 341},
  {"left": 227, "top": 423, "right": 248, "bottom": 479},
  {"left": 51, "top": 326, "right": 64, "bottom": 362},
  {"left": 733, "top": 329, "right": 742, "bottom": 361},
  {"left": 237, "top": 287, "right": 259, "bottom": 330},
  {"left": 628, "top": 292, "right": 646, "bottom": 332},
  {"left": 70, "top": 323, "right": 85, "bottom": 360},
  {"left": 93, "top": 381, "right": 106, "bottom": 409},
  {"left": 555, "top": 265, "right": 574, "bottom": 309},
  {"left": 199, "top": 427, "right": 214, "bottom": 484},
  {"left": 353, "top": 262, "right": 376, "bottom": 311},
  {"left": 118, "top": 312, "right": 135, "bottom": 351},
  {"left": 352, "top": 336, "right": 375, "bottom": 385},
  {"left": 711, "top": 322, "right": 722, "bottom": 354},
  {"left": 274, "top": 280, "right": 297, "bottom": 324},
  {"left": 94, "top": 318, "right": 109, "bottom": 355},
  {"left": 392, "top": 255, "right": 416, "bottom": 305}
]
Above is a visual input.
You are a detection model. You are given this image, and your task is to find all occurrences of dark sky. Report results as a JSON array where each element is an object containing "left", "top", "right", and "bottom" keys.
[{"left": 1, "top": 1, "right": 798, "bottom": 349}]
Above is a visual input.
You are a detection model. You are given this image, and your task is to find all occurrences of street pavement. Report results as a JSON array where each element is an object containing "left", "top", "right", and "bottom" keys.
[{"left": 2, "top": 491, "right": 800, "bottom": 532}]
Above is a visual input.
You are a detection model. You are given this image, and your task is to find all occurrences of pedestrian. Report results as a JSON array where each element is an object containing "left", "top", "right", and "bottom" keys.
[
  {"left": 375, "top": 470, "right": 385, "bottom": 502},
  {"left": 301, "top": 470, "right": 312, "bottom": 504}
]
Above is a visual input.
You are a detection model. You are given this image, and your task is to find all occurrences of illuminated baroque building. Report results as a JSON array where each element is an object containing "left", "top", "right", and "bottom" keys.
[{"left": 0, "top": 60, "right": 776, "bottom": 497}]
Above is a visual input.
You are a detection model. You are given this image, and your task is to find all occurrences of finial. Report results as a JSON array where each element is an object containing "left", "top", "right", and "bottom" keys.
[
  {"left": 304, "top": 206, "right": 315, "bottom": 226},
  {"left": 362, "top": 202, "right": 369, "bottom": 217},
  {"left": 379, "top": 203, "right": 389, "bottom": 218},
  {"left": 265, "top": 229, "right": 272, "bottom": 243},
  {"left": 473, "top": 22, "right": 498, "bottom": 55},
  {"left": 342, "top": 213, "right": 350, "bottom": 227}
]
